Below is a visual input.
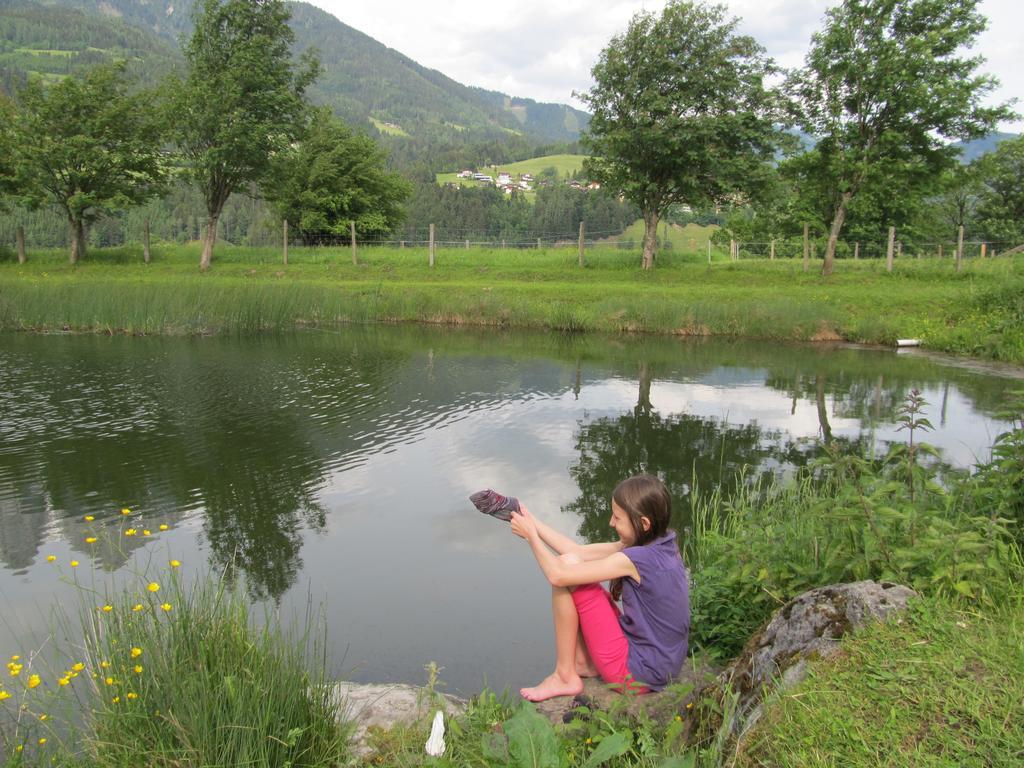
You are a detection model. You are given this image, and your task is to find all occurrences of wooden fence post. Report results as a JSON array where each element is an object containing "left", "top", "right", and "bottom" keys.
[
  {"left": 537, "top": 237, "right": 541, "bottom": 250},
  {"left": 853, "top": 241, "right": 859, "bottom": 260},
  {"left": 980, "top": 242, "right": 987, "bottom": 259},
  {"left": 770, "top": 239, "right": 775, "bottom": 260},
  {"left": 956, "top": 225, "right": 964, "bottom": 272},
  {"left": 143, "top": 219, "right": 151, "bottom": 264},
  {"left": 578, "top": 221, "right": 585, "bottom": 267},
  {"left": 350, "top": 221, "right": 358, "bottom": 265},
  {"left": 896, "top": 240, "right": 902, "bottom": 260},
  {"left": 429, "top": 223, "right": 435, "bottom": 267},
  {"left": 730, "top": 239, "right": 735, "bottom": 261},
  {"left": 707, "top": 240, "right": 711, "bottom": 264},
  {"left": 16, "top": 225, "right": 26, "bottom": 264},
  {"left": 400, "top": 240, "right": 405, "bottom": 249},
  {"left": 886, "top": 226, "right": 895, "bottom": 272},
  {"left": 502, "top": 239, "right": 506, "bottom": 250},
  {"left": 803, "top": 223, "right": 809, "bottom": 272},
  {"left": 937, "top": 244, "right": 943, "bottom": 259},
  {"left": 282, "top": 220, "right": 288, "bottom": 265}
]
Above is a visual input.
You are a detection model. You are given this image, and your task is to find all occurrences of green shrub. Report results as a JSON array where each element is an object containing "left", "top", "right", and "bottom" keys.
[{"left": 687, "top": 392, "right": 1024, "bottom": 660}]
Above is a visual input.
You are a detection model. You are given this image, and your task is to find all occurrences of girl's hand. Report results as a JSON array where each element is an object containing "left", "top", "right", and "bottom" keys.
[{"left": 510, "top": 503, "right": 538, "bottom": 541}]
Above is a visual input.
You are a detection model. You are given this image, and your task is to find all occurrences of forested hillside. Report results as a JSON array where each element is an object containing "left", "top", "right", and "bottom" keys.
[
  {"left": 0, "top": 2, "right": 181, "bottom": 93},
  {"left": 9, "top": 0, "right": 588, "bottom": 143}
]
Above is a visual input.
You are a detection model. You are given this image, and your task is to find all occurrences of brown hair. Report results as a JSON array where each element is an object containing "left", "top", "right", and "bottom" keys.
[{"left": 610, "top": 474, "right": 672, "bottom": 600}]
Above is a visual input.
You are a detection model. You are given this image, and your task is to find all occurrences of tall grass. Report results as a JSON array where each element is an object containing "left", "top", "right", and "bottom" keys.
[
  {"left": 684, "top": 392, "right": 1024, "bottom": 660},
  {"left": 2, "top": 246, "right": 1021, "bottom": 361},
  {"left": 1, "top": 549, "right": 349, "bottom": 767}
]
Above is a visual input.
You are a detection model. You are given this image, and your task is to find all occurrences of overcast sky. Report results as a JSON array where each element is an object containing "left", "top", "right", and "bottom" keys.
[{"left": 307, "top": 0, "right": 1021, "bottom": 132}]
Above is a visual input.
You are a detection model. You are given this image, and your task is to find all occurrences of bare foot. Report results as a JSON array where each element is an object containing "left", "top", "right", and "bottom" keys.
[
  {"left": 575, "top": 661, "right": 599, "bottom": 678},
  {"left": 520, "top": 672, "right": 584, "bottom": 702}
]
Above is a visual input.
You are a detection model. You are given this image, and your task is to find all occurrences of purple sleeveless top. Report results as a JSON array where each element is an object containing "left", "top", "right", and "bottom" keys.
[{"left": 619, "top": 530, "right": 690, "bottom": 690}]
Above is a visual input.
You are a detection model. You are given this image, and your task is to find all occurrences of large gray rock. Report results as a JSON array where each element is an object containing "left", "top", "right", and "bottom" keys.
[
  {"left": 722, "top": 580, "right": 917, "bottom": 736},
  {"left": 329, "top": 682, "right": 465, "bottom": 757}
]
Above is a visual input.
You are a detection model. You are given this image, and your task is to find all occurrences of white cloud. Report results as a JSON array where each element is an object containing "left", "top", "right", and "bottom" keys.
[{"left": 307, "top": 0, "right": 1021, "bottom": 130}]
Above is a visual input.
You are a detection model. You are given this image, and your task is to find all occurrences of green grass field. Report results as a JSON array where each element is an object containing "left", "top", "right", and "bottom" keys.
[
  {"left": 0, "top": 243, "right": 1021, "bottom": 363},
  {"left": 436, "top": 153, "right": 588, "bottom": 188},
  {"left": 597, "top": 220, "right": 720, "bottom": 251},
  {"left": 368, "top": 116, "right": 409, "bottom": 137}
]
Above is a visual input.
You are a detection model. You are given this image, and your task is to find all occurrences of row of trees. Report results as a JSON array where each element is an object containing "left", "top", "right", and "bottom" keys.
[
  {"left": 716, "top": 132, "right": 1024, "bottom": 255},
  {"left": 0, "top": 0, "right": 409, "bottom": 268},
  {"left": 579, "top": 0, "right": 1016, "bottom": 271}
]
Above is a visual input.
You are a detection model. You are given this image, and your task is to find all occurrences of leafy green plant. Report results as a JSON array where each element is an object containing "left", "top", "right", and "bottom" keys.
[{"left": 688, "top": 392, "right": 1024, "bottom": 658}]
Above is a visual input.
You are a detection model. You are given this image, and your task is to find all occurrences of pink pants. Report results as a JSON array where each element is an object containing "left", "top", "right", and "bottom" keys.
[{"left": 571, "top": 583, "right": 648, "bottom": 693}]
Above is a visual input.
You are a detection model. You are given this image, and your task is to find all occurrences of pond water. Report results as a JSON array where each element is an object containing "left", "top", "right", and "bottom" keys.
[{"left": 0, "top": 327, "right": 1018, "bottom": 696}]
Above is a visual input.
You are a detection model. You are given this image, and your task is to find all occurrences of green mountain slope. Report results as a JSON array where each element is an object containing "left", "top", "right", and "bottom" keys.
[
  {"left": 952, "top": 131, "right": 1019, "bottom": 163},
  {"left": 10, "top": 0, "right": 589, "bottom": 142},
  {"left": 0, "top": 2, "right": 181, "bottom": 93}
]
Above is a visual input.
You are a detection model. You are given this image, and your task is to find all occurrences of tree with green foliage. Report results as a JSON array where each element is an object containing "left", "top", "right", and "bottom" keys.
[
  {"left": 929, "top": 163, "right": 985, "bottom": 241},
  {"left": 787, "top": 0, "right": 1013, "bottom": 276},
  {"left": 0, "top": 94, "right": 16, "bottom": 206},
  {"left": 578, "top": 0, "right": 781, "bottom": 270},
  {"left": 8, "top": 64, "right": 164, "bottom": 263},
  {"left": 168, "top": 0, "right": 318, "bottom": 270},
  {"left": 975, "top": 135, "right": 1024, "bottom": 243},
  {"left": 263, "top": 108, "right": 410, "bottom": 244}
]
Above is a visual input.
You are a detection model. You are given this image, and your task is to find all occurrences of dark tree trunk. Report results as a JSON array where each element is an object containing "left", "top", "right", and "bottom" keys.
[
  {"left": 641, "top": 209, "right": 659, "bottom": 270},
  {"left": 200, "top": 214, "right": 219, "bottom": 271},
  {"left": 822, "top": 191, "right": 851, "bottom": 277},
  {"left": 68, "top": 219, "right": 87, "bottom": 264}
]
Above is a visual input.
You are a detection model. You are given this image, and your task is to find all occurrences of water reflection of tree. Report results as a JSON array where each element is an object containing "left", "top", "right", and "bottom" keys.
[{"left": 563, "top": 366, "right": 867, "bottom": 544}]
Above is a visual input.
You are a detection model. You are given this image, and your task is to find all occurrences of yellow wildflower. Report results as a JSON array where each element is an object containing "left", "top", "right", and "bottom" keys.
[
  {"left": 134, "top": 665, "right": 143, "bottom": 674},
  {"left": 70, "top": 560, "right": 79, "bottom": 568},
  {"left": 100, "top": 661, "right": 110, "bottom": 669},
  {"left": 130, "top": 647, "right": 142, "bottom": 659},
  {"left": 104, "top": 677, "right": 113, "bottom": 686},
  {"left": 7, "top": 663, "right": 22, "bottom": 676},
  {"left": 159, "top": 524, "right": 169, "bottom": 531},
  {"left": 85, "top": 537, "right": 97, "bottom": 544},
  {"left": 9, "top": 656, "right": 18, "bottom": 662},
  {"left": 58, "top": 677, "right": 69, "bottom": 686},
  {"left": 101, "top": 605, "right": 113, "bottom": 613},
  {"left": 37, "top": 738, "right": 46, "bottom": 746},
  {"left": 121, "top": 508, "right": 131, "bottom": 516},
  {"left": 71, "top": 663, "right": 84, "bottom": 672},
  {"left": 125, "top": 528, "right": 137, "bottom": 537},
  {"left": 143, "top": 530, "right": 151, "bottom": 536},
  {"left": 39, "top": 714, "right": 47, "bottom": 721},
  {"left": 112, "top": 696, "right": 120, "bottom": 704},
  {"left": 27, "top": 674, "right": 40, "bottom": 688},
  {"left": 15, "top": 745, "right": 22, "bottom": 752},
  {"left": 46, "top": 555, "right": 56, "bottom": 562},
  {"left": 170, "top": 560, "right": 181, "bottom": 568},
  {"left": 0, "top": 691, "right": 10, "bottom": 701},
  {"left": 147, "top": 583, "right": 159, "bottom": 593},
  {"left": 126, "top": 692, "right": 137, "bottom": 700},
  {"left": 686, "top": 702, "right": 693, "bottom": 709},
  {"left": 84, "top": 515, "right": 94, "bottom": 522},
  {"left": 132, "top": 604, "right": 143, "bottom": 612},
  {"left": 161, "top": 603, "right": 172, "bottom": 612}
]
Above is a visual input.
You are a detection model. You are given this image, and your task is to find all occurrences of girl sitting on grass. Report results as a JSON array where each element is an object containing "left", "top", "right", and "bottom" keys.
[{"left": 510, "top": 474, "right": 689, "bottom": 702}]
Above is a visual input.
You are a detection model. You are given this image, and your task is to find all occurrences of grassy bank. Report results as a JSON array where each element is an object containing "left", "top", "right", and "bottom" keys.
[{"left": 0, "top": 244, "right": 1021, "bottom": 363}]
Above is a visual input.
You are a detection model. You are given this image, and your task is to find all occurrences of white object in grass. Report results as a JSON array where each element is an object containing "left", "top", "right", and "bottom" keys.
[
  {"left": 424, "top": 710, "right": 445, "bottom": 757},
  {"left": 896, "top": 339, "right": 921, "bottom": 347}
]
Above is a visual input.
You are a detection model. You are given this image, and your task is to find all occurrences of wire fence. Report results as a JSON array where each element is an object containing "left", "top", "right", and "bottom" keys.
[{"left": 2, "top": 212, "right": 1021, "bottom": 266}]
